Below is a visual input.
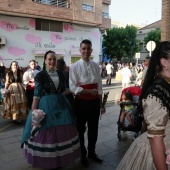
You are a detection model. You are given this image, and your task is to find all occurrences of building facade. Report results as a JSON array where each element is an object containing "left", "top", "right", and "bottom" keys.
[
  {"left": 0, "top": 0, "right": 111, "bottom": 67},
  {"left": 137, "top": 20, "right": 161, "bottom": 61}
]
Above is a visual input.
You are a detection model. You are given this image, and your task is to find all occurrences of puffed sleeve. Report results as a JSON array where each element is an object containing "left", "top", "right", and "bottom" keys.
[
  {"left": 142, "top": 94, "right": 169, "bottom": 138},
  {"left": 33, "top": 73, "right": 44, "bottom": 99}
]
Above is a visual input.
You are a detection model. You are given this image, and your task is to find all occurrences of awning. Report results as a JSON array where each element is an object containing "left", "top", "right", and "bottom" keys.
[{"left": 34, "top": 49, "right": 65, "bottom": 55}]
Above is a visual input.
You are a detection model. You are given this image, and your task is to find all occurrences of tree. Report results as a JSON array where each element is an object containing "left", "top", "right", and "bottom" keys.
[
  {"left": 124, "top": 25, "right": 140, "bottom": 61},
  {"left": 102, "top": 25, "right": 139, "bottom": 61},
  {"left": 143, "top": 29, "right": 161, "bottom": 45}
]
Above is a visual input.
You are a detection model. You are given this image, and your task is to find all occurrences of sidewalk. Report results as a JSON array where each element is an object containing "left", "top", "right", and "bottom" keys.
[{"left": 0, "top": 104, "right": 134, "bottom": 170}]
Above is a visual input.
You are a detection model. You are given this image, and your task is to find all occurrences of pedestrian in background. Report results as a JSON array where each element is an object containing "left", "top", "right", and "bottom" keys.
[
  {"left": 57, "top": 58, "right": 75, "bottom": 112},
  {"left": 0, "top": 62, "right": 6, "bottom": 80},
  {"left": 141, "top": 56, "right": 150, "bottom": 87},
  {"left": 23, "top": 60, "right": 39, "bottom": 109},
  {"left": 35, "top": 62, "right": 41, "bottom": 71},
  {"left": 121, "top": 63, "right": 132, "bottom": 89},
  {"left": 106, "top": 62, "right": 113, "bottom": 85}
]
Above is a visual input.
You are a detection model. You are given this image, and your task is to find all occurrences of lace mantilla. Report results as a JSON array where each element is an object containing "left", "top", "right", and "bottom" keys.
[{"left": 143, "top": 76, "right": 170, "bottom": 113}]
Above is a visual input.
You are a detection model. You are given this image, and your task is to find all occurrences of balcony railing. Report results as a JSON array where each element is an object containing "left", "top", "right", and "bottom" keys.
[{"left": 32, "top": 0, "right": 70, "bottom": 8}]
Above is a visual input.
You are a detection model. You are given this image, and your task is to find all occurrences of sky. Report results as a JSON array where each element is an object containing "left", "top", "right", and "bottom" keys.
[{"left": 109, "top": 0, "right": 162, "bottom": 26}]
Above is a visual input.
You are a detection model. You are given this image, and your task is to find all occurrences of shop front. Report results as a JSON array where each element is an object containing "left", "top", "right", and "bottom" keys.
[{"left": 0, "top": 15, "right": 101, "bottom": 67}]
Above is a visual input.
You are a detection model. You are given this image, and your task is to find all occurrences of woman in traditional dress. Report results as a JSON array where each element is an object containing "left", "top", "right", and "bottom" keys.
[
  {"left": 21, "top": 51, "right": 80, "bottom": 169},
  {"left": 1, "top": 61, "right": 28, "bottom": 122},
  {"left": 116, "top": 41, "right": 170, "bottom": 170}
]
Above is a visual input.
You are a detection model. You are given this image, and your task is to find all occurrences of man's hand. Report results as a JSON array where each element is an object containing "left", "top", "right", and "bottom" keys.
[
  {"left": 100, "top": 108, "right": 106, "bottom": 114},
  {"left": 90, "top": 89, "right": 98, "bottom": 96}
]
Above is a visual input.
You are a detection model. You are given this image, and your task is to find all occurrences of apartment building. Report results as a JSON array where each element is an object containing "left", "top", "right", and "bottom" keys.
[
  {"left": 137, "top": 20, "right": 161, "bottom": 61},
  {"left": 0, "top": 0, "right": 111, "bottom": 67}
]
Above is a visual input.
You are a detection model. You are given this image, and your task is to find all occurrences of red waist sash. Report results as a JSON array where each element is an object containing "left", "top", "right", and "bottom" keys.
[
  {"left": 75, "top": 83, "right": 99, "bottom": 100},
  {"left": 26, "top": 80, "right": 35, "bottom": 90}
]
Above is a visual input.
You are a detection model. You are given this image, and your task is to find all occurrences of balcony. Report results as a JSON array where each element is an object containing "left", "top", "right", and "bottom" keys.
[
  {"left": 102, "top": 0, "right": 111, "bottom": 5},
  {"left": 99, "top": 17, "right": 111, "bottom": 31},
  {"left": 32, "top": 0, "right": 70, "bottom": 8}
]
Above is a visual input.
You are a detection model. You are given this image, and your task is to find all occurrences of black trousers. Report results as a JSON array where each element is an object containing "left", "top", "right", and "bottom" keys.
[
  {"left": 75, "top": 98, "right": 100, "bottom": 157},
  {"left": 26, "top": 89, "right": 34, "bottom": 109}
]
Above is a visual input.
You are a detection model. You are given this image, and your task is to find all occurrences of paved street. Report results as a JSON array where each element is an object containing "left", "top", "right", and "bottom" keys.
[{"left": 0, "top": 78, "right": 135, "bottom": 170}]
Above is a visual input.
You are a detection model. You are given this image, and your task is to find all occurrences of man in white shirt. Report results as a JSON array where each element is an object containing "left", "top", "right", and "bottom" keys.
[
  {"left": 106, "top": 62, "right": 113, "bottom": 85},
  {"left": 23, "top": 60, "right": 39, "bottom": 108},
  {"left": 69, "top": 39, "right": 105, "bottom": 167},
  {"left": 121, "top": 63, "right": 132, "bottom": 89}
]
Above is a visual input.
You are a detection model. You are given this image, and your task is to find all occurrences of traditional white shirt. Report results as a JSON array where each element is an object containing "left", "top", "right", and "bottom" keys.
[
  {"left": 69, "top": 59, "right": 103, "bottom": 95},
  {"left": 121, "top": 67, "right": 132, "bottom": 83},
  {"left": 23, "top": 69, "right": 40, "bottom": 85},
  {"left": 106, "top": 63, "right": 113, "bottom": 74}
]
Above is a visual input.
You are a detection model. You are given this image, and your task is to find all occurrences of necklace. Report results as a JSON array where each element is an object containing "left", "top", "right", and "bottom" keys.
[{"left": 157, "top": 74, "right": 170, "bottom": 84}]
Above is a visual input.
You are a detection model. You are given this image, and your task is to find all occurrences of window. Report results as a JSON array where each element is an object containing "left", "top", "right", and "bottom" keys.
[
  {"left": 82, "top": 4, "right": 94, "bottom": 12},
  {"left": 102, "top": 12, "right": 109, "bottom": 18},
  {"left": 32, "top": 0, "right": 70, "bottom": 8},
  {"left": 42, "top": 20, "right": 49, "bottom": 31},
  {"left": 139, "top": 43, "right": 144, "bottom": 51},
  {"left": 36, "top": 19, "right": 63, "bottom": 32}
]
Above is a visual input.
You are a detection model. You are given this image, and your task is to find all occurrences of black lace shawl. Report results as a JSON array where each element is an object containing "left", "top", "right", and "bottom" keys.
[
  {"left": 34, "top": 70, "right": 66, "bottom": 97},
  {"left": 142, "top": 76, "right": 170, "bottom": 113}
]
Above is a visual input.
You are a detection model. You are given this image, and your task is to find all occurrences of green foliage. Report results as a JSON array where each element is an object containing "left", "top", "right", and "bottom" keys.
[
  {"left": 143, "top": 29, "right": 161, "bottom": 45},
  {"left": 102, "top": 25, "right": 139, "bottom": 61}
]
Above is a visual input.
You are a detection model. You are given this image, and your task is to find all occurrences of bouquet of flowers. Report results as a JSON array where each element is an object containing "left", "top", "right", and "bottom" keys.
[
  {"left": 31, "top": 109, "right": 45, "bottom": 139},
  {"left": 100, "top": 91, "right": 109, "bottom": 119},
  {"left": 0, "top": 88, "right": 9, "bottom": 98}
]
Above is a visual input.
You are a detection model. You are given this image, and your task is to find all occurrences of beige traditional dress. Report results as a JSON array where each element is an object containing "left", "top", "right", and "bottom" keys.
[
  {"left": 0, "top": 70, "right": 29, "bottom": 121},
  {"left": 116, "top": 75, "right": 170, "bottom": 170}
]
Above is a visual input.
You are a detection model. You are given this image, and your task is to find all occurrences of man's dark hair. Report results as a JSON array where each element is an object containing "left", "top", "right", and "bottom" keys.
[
  {"left": 80, "top": 39, "right": 92, "bottom": 47},
  {"left": 145, "top": 56, "right": 151, "bottom": 61}
]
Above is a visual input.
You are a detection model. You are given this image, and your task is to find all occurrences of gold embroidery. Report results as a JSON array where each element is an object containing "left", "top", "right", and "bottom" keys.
[{"left": 147, "top": 129, "right": 165, "bottom": 135}]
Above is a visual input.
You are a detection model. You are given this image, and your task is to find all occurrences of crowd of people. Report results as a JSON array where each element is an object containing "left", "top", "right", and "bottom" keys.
[
  {"left": 0, "top": 40, "right": 170, "bottom": 170},
  {"left": 99, "top": 57, "right": 150, "bottom": 89}
]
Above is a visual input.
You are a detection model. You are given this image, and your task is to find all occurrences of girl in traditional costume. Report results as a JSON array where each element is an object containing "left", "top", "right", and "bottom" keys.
[
  {"left": 116, "top": 41, "right": 170, "bottom": 170},
  {"left": 21, "top": 51, "right": 80, "bottom": 169},
  {"left": 1, "top": 61, "right": 28, "bottom": 122}
]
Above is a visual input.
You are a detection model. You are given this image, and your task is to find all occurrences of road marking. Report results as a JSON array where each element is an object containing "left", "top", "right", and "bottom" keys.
[{"left": 0, "top": 123, "right": 12, "bottom": 132}]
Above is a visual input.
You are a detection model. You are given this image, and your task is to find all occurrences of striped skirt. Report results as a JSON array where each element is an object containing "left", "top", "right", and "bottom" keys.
[
  {"left": 23, "top": 125, "right": 80, "bottom": 169},
  {"left": 1, "top": 82, "right": 28, "bottom": 120}
]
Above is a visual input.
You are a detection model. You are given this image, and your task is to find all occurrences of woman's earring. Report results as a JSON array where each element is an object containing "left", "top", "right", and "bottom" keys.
[{"left": 165, "top": 66, "right": 168, "bottom": 70}]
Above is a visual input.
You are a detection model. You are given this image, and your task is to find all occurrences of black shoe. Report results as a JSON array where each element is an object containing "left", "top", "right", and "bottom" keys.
[
  {"left": 81, "top": 157, "right": 89, "bottom": 167},
  {"left": 88, "top": 154, "right": 103, "bottom": 163}
]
